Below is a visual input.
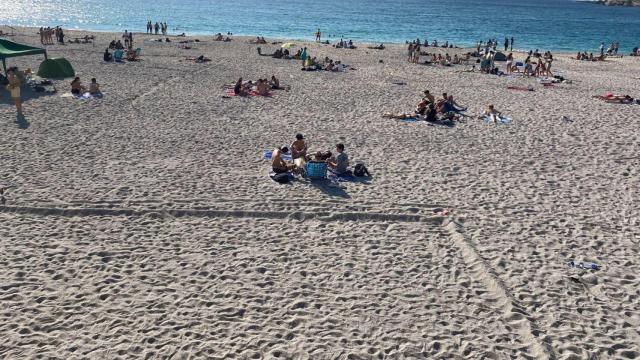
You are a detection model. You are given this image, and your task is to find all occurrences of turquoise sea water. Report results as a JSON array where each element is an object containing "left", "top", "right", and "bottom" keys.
[{"left": 2, "top": 0, "right": 639, "bottom": 51}]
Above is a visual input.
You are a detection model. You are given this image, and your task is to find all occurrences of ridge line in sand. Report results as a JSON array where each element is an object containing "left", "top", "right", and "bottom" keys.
[
  {"left": 0, "top": 204, "right": 444, "bottom": 223},
  {"left": 445, "top": 218, "right": 557, "bottom": 359}
]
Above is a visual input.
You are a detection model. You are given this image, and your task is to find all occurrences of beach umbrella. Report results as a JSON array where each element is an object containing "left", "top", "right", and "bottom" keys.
[{"left": 281, "top": 42, "right": 295, "bottom": 49}]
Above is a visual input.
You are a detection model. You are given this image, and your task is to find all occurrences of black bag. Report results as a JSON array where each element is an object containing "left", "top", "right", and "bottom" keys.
[
  {"left": 353, "top": 163, "right": 370, "bottom": 177},
  {"left": 271, "top": 173, "right": 291, "bottom": 184}
]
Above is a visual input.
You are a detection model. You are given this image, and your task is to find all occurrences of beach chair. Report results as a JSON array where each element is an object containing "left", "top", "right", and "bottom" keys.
[
  {"left": 305, "top": 161, "right": 327, "bottom": 179},
  {"left": 113, "top": 49, "right": 124, "bottom": 62}
]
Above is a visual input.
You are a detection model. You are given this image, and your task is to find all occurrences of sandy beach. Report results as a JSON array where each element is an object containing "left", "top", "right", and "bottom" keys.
[{"left": 1, "top": 27, "right": 639, "bottom": 359}]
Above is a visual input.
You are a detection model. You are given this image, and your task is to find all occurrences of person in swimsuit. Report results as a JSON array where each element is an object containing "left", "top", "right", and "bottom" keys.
[
  {"left": 483, "top": 104, "right": 502, "bottom": 123},
  {"left": 272, "top": 147, "right": 296, "bottom": 174},
  {"left": 291, "top": 133, "right": 308, "bottom": 160},
  {"left": 6, "top": 70, "right": 22, "bottom": 114},
  {"left": 70, "top": 77, "right": 86, "bottom": 95},
  {"left": 505, "top": 53, "right": 513, "bottom": 74},
  {"left": 234, "top": 77, "right": 246, "bottom": 96},
  {"left": 89, "top": 78, "right": 101, "bottom": 95}
]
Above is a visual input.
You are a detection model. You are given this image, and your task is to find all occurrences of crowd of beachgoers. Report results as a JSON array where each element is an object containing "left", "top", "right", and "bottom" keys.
[{"left": 1, "top": 24, "right": 639, "bottom": 359}]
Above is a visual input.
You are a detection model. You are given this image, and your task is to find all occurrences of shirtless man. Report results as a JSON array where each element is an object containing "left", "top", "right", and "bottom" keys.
[
  {"left": 423, "top": 90, "right": 435, "bottom": 104},
  {"left": 482, "top": 104, "right": 502, "bottom": 123},
  {"left": 291, "top": 133, "right": 308, "bottom": 159},
  {"left": 272, "top": 147, "right": 296, "bottom": 174}
]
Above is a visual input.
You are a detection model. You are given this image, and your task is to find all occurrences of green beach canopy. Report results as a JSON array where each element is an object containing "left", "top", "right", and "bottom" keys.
[
  {"left": 37, "top": 58, "right": 75, "bottom": 78},
  {"left": 0, "top": 39, "right": 48, "bottom": 74}
]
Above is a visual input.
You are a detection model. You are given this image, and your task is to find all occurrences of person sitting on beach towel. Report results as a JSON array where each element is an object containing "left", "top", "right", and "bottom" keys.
[
  {"left": 481, "top": 104, "right": 502, "bottom": 123},
  {"left": 270, "top": 75, "right": 280, "bottom": 89},
  {"left": 327, "top": 143, "right": 350, "bottom": 175},
  {"left": 89, "top": 78, "right": 101, "bottom": 95},
  {"left": 256, "top": 79, "right": 270, "bottom": 96},
  {"left": 234, "top": 77, "right": 248, "bottom": 96},
  {"left": 70, "top": 77, "right": 86, "bottom": 95},
  {"left": 291, "top": 133, "right": 308, "bottom": 160},
  {"left": 272, "top": 146, "right": 297, "bottom": 174}
]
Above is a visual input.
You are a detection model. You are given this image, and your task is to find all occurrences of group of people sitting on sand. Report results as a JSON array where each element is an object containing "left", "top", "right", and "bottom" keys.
[
  {"left": 103, "top": 46, "right": 138, "bottom": 62},
  {"left": 383, "top": 91, "right": 468, "bottom": 122},
  {"left": 576, "top": 51, "right": 604, "bottom": 62},
  {"left": 68, "top": 35, "right": 95, "bottom": 44},
  {"left": 407, "top": 38, "right": 456, "bottom": 48},
  {"left": 334, "top": 39, "right": 355, "bottom": 49},
  {"left": 249, "top": 36, "right": 267, "bottom": 44},
  {"left": 257, "top": 47, "right": 291, "bottom": 59},
  {"left": 233, "top": 76, "right": 281, "bottom": 96},
  {"left": 70, "top": 77, "right": 101, "bottom": 96},
  {"left": 214, "top": 33, "right": 232, "bottom": 42},
  {"left": 272, "top": 134, "right": 357, "bottom": 177}
]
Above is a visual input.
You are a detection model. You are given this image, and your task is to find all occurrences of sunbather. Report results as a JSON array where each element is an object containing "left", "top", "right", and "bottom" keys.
[
  {"left": 70, "top": 77, "right": 86, "bottom": 95},
  {"left": 383, "top": 112, "right": 417, "bottom": 119},
  {"left": 256, "top": 79, "right": 269, "bottom": 96},
  {"left": 270, "top": 75, "right": 280, "bottom": 89},
  {"left": 482, "top": 104, "right": 502, "bottom": 123},
  {"left": 593, "top": 94, "right": 635, "bottom": 104},
  {"left": 272, "top": 147, "right": 296, "bottom": 174},
  {"left": 89, "top": 78, "right": 101, "bottom": 95},
  {"left": 291, "top": 133, "right": 308, "bottom": 160},
  {"left": 234, "top": 77, "right": 247, "bottom": 96}
]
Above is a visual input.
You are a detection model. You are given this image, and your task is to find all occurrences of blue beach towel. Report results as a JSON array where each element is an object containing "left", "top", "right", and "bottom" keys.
[
  {"left": 264, "top": 150, "right": 292, "bottom": 161},
  {"left": 484, "top": 115, "right": 511, "bottom": 124},
  {"left": 400, "top": 118, "right": 418, "bottom": 123}
]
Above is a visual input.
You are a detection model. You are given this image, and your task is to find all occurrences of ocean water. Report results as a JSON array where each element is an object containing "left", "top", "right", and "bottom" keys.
[{"left": 2, "top": 0, "right": 640, "bottom": 52}]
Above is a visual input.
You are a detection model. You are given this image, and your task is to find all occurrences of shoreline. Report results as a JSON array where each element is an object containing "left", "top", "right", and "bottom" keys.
[
  {"left": 1, "top": 25, "right": 609, "bottom": 57},
  {"left": 0, "top": 24, "right": 624, "bottom": 54}
]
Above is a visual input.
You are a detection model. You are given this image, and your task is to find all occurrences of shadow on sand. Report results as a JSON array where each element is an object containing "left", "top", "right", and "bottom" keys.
[{"left": 15, "top": 113, "right": 29, "bottom": 129}]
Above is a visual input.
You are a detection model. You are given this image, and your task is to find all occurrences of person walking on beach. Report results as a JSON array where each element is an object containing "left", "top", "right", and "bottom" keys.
[
  {"left": 315, "top": 28, "right": 321, "bottom": 43},
  {"left": 6, "top": 70, "right": 23, "bottom": 115},
  {"left": 510, "top": 37, "right": 514, "bottom": 51}
]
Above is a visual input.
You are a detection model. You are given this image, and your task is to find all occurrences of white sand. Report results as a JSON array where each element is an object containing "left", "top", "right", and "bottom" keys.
[{"left": 0, "top": 27, "right": 639, "bottom": 358}]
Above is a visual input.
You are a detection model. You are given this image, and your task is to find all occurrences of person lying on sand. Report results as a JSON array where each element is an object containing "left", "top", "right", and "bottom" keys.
[
  {"left": 272, "top": 146, "right": 296, "bottom": 174},
  {"left": 593, "top": 94, "right": 635, "bottom": 104},
  {"left": 70, "top": 77, "right": 86, "bottom": 95},
  {"left": 383, "top": 112, "right": 418, "bottom": 119}
]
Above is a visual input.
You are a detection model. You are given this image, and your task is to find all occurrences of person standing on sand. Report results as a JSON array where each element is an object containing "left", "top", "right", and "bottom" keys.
[
  {"left": 510, "top": 37, "right": 514, "bottom": 51},
  {"left": 600, "top": 42, "right": 604, "bottom": 56},
  {"left": 315, "top": 28, "right": 321, "bottom": 43},
  {"left": 504, "top": 37, "right": 509, "bottom": 51},
  {"left": 6, "top": 70, "right": 23, "bottom": 114}
]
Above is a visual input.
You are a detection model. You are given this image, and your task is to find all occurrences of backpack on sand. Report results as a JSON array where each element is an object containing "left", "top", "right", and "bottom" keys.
[{"left": 353, "top": 163, "right": 370, "bottom": 177}]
